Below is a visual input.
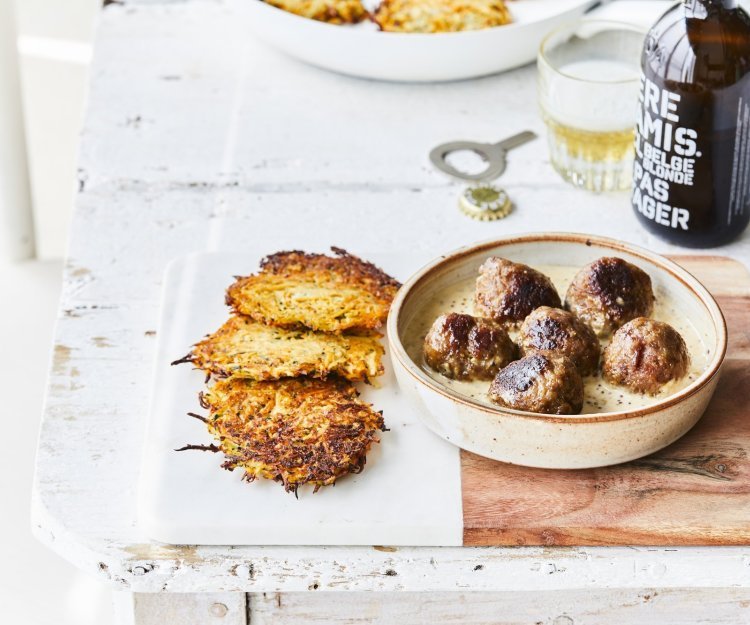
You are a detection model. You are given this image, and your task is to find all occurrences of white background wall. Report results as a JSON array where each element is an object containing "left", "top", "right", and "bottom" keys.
[
  {"left": 16, "top": 0, "right": 100, "bottom": 259},
  {"left": 1, "top": 2, "right": 114, "bottom": 624}
]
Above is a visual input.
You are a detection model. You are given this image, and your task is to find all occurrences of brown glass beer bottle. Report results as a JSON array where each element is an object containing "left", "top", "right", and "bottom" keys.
[{"left": 632, "top": 0, "right": 750, "bottom": 247}]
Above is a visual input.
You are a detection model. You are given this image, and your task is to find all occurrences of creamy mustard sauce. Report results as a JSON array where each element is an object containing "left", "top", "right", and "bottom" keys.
[{"left": 404, "top": 265, "right": 710, "bottom": 415}]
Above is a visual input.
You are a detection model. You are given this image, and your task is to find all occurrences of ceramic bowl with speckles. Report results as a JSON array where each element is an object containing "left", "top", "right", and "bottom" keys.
[{"left": 386, "top": 233, "right": 727, "bottom": 469}]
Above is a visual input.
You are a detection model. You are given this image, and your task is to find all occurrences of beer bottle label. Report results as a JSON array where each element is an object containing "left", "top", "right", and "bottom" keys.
[{"left": 632, "top": 71, "right": 750, "bottom": 240}]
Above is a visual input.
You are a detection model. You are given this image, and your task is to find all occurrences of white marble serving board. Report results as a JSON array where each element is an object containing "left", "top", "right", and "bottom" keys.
[{"left": 137, "top": 251, "right": 463, "bottom": 546}]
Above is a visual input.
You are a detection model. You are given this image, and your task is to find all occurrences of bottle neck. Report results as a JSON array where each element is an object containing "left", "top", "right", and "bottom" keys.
[{"left": 684, "top": 0, "right": 738, "bottom": 14}]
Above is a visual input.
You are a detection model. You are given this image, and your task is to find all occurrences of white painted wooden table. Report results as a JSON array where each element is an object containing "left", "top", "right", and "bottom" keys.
[{"left": 32, "top": 1, "right": 750, "bottom": 623}]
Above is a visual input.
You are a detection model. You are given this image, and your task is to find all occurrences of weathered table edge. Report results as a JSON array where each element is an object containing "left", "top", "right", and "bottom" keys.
[{"left": 30, "top": 475, "right": 750, "bottom": 593}]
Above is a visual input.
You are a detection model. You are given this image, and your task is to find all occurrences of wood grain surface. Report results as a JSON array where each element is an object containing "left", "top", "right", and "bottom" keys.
[
  {"left": 462, "top": 255, "right": 750, "bottom": 547},
  {"left": 247, "top": 588, "right": 750, "bottom": 625}
]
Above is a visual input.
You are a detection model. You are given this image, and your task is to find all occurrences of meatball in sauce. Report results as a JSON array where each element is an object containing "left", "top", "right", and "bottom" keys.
[
  {"left": 488, "top": 353, "right": 584, "bottom": 415},
  {"left": 565, "top": 257, "right": 654, "bottom": 337},
  {"left": 475, "top": 257, "right": 561, "bottom": 328},
  {"left": 423, "top": 313, "right": 517, "bottom": 381},
  {"left": 602, "top": 317, "right": 690, "bottom": 395},
  {"left": 406, "top": 258, "right": 705, "bottom": 415},
  {"left": 518, "top": 306, "right": 600, "bottom": 376}
]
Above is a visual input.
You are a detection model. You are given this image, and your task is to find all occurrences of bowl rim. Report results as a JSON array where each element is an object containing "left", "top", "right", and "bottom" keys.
[
  {"left": 242, "top": 0, "right": 598, "bottom": 40},
  {"left": 386, "top": 232, "right": 728, "bottom": 425}
]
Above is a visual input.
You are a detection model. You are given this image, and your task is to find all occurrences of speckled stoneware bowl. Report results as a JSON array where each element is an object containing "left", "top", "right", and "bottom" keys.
[{"left": 387, "top": 233, "right": 727, "bottom": 469}]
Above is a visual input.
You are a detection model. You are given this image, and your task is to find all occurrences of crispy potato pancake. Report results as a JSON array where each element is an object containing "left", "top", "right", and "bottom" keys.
[
  {"left": 173, "top": 315, "right": 384, "bottom": 382},
  {"left": 264, "top": 0, "right": 367, "bottom": 24},
  {"left": 226, "top": 247, "right": 401, "bottom": 333},
  {"left": 201, "top": 377, "right": 386, "bottom": 493},
  {"left": 373, "top": 0, "right": 512, "bottom": 33}
]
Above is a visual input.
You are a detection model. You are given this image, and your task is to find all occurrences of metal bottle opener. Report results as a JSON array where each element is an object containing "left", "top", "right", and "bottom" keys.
[{"left": 429, "top": 130, "right": 537, "bottom": 182}]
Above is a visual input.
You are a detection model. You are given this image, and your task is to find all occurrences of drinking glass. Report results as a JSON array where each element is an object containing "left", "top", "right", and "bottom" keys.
[{"left": 538, "top": 20, "right": 645, "bottom": 192}]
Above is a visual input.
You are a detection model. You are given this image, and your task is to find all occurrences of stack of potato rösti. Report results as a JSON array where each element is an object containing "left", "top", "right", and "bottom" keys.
[{"left": 173, "top": 247, "right": 400, "bottom": 495}]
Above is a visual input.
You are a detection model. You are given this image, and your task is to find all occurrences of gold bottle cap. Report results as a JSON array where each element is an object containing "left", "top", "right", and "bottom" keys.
[{"left": 459, "top": 184, "right": 512, "bottom": 221}]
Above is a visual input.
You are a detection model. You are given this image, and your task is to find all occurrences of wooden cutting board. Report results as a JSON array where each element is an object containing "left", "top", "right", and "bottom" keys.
[
  {"left": 462, "top": 255, "right": 750, "bottom": 547},
  {"left": 143, "top": 252, "right": 749, "bottom": 547}
]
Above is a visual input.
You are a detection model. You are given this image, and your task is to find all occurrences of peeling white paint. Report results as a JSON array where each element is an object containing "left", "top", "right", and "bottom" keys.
[{"left": 31, "top": 0, "right": 750, "bottom": 597}]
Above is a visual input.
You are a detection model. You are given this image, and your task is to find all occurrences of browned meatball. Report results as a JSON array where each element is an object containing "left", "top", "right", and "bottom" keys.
[
  {"left": 488, "top": 353, "right": 583, "bottom": 415},
  {"left": 474, "top": 257, "right": 561, "bottom": 328},
  {"left": 565, "top": 257, "right": 655, "bottom": 337},
  {"left": 518, "top": 306, "right": 600, "bottom": 376},
  {"left": 602, "top": 317, "right": 690, "bottom": 395},
  {"left": 423, "top": 313, "right": 517, "bottom": 381}
]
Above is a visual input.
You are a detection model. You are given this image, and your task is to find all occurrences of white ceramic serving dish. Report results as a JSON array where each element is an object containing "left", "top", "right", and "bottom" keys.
[
  {"left": 231, "top": 0, "right": 598, "bottom": 82},
  {"left": 387, "top": 233, "right": 728, "bottom": 469}
]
